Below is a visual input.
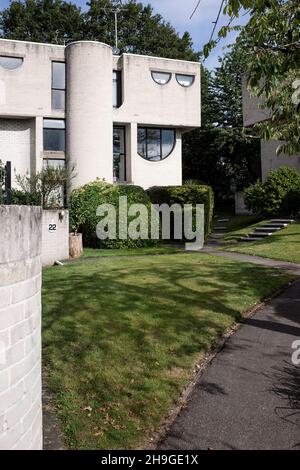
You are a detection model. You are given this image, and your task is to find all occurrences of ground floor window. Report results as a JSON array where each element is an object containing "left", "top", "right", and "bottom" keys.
[
  {"left": 113, "top": 126, "right": 126, "bottom": 183},
  {"left": 43, "top": 119, "right": 65, "bottom": 152},
  {"left": 137, "top": 127, "right": 176, "bottom": 161}
]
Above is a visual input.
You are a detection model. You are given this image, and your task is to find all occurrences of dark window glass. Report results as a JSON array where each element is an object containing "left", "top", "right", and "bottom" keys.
[
  {"left": 113, "top": 70, "right": 122, "bottom": 108},
  {"left": 137, "top": 128, "right": 176, "bottom": 161},
  {"left": 113, "top": 127, "right": 126, "bottom": 182},
  {"left": 43, "top": 119, "right": 65, "bottom": 151},
  {"left": 0, "top": 56, "right": 23, "bottom": 70},
  {"left": 52, "top": 62, "right": 66, "bottom": 110}
]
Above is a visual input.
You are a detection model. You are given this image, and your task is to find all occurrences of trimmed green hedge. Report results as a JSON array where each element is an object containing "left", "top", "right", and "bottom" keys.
[
  {"left": 244, "top": 167, "right": 300, "bottom": 217},
  {"left": 147, "top": 183, "right": 214, "bottom": 238},
  {"left": 69, "top": 180, "right": 157, "bottom": 249}
]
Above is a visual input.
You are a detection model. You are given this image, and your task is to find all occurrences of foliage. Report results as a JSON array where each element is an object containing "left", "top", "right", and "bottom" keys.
[
  {"left": 203, "top": 0, "right": 300, "bottom": 155},
  {"left": 244, "top": 167, "right": 300, "bottom": 217},
  {"left": 69, "top": 179, "right": 157, "bottom": 248},
  {"left": 13, "top": 165, "right": 70, "bottom": 208},
  {"left": 147, "top": 183, "right": 214, "bottom": 238},
  {"left": 183, "top": 54, "right": 261, "bottom": 207},
  {"left": 0, "top": 0, "right": 199, "bottom": 61}
]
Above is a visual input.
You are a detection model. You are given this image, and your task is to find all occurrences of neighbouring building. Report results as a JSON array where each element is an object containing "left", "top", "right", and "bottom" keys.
[
  {"left": 242, "top": 78, "right": 300, "bottom": 181},
  {"left": 0, "top": 39, "right": 201, "bottom": 191}
]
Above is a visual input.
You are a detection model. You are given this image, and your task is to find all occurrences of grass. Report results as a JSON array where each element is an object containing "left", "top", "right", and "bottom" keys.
[
  {"left": 222, "top": 215, "right": 263, "bottom": 244},
  {"left": 225, "top": 222, "right": 300, "bottom": 264},
  {"left": 83, "top": 246, "right": 182, "bottom": 258},
  {"left": 42, "top": 253, "right": 293, "bottom": 450}
]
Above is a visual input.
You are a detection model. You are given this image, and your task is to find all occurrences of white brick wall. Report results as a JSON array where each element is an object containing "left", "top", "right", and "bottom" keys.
[
  {"left": 0, "top": 119, "right": 35, "bottom": 186},
  {"left": 0, "top": 206, "right": 42, "bottom": 450},
  {"left": 42, "top": 209, "right": 69, "bottom": 266}
]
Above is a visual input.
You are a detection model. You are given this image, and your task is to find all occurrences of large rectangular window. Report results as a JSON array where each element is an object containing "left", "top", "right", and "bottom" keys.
[
  {"left": 113, "top": 70, "right": 122, "bottom": 108},
  {"left": 52, "top": 62, "right": 66, "bottom": 110},
  {"left": 43, "top": 119, "right": 65, "bottom": 152}
]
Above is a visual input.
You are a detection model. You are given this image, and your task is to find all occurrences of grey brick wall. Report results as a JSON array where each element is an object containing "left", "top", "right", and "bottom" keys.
[{"left": 0, "top": 205, "right": 42, "bottom": 450}]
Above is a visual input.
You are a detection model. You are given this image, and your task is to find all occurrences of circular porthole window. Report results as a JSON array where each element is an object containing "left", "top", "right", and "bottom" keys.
[
  {"left": 176, "top": 74, "right": 195, "bottom": 87},
  {"left": 151, "top": 71, "right": 171, "bottom": 85}
]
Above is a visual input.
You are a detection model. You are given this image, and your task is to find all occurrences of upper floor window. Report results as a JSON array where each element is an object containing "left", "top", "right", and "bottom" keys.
[
  {"left": 113, "top": 70, "right": 122, "bottom": 108},
  {"left": 52, "top": 62, "right": 66, "bottom": 110},
  {"left": 176, "top": 74, "right": 195, "bottom": 87},
  {"left": 151, "top": 71, "right": 171, "bottom": 85},
  {"left": 43, "top": 119, "right": 65, "bottom": 152},
  {"left": 0, "top": 56, "right": 23, "bottom": 70},
  {"left": 138, "top": 127, "right": 176, "bottom": 161}
]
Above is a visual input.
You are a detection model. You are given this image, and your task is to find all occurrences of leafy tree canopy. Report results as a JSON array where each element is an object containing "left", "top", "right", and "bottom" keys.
[
  {"left": 0, "top": 0, "right": 199, "bottom": 61},
  {"left": 204, "top": 0, "right": 300, "bottom": 154}
]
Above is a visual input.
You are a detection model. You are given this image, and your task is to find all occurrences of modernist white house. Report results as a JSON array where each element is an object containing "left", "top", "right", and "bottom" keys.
[{"left": 0, "top": 39, "right": 201, "bottom": 191}]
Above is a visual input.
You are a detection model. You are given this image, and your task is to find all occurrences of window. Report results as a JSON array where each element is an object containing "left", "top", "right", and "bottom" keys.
[
  {"left": 43, "top": 119, "right": 65, "bottom": 152},
  {"left": 113, "top": 127, "right": 126, "bottom": 182},
  {"left": 0, "top": 56, "right": 23, "bottom": 70},
  {"left": 176, "top": 74, "right": 195, "bottom": 87},
  {"left": 151, "top": 71, "right": 171, "bottom": 85},
  {"left": 137, "top": 127, "right": 176, "bottom": 161},
  {"left": 113, "top": 70, "right": 122, "bottom": 108},
  {"left": 52, "top": 62, "right": 66, "bottom": 110}
]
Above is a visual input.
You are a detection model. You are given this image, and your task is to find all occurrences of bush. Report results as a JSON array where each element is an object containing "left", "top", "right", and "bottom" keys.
[
  {"left": 69, "top": 180, "right": 157, "bottom": 249},
  {"left": 147, "top": 183, "right": 214, "bottom": 238},
  {"left": 244, "top": 167, "right": 300, "bottom": 217}
]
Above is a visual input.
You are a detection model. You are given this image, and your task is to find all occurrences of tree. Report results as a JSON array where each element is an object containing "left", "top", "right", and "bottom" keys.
[
  {"left": 0, "top": 0, "right": 84, "bottom": 43},
  {"left": 183, "top": 49, "right": 261, "bottom": 207},
  {"left": 203, "top": 0, "right": 300, "bottom": 154},
  {"left": 0, "top": 0, "right": 199, "bottom": 61}
]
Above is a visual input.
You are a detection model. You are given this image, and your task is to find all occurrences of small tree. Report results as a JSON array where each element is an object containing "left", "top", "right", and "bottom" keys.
[{"left": 13, "top": 165, "right": 74, "bottom": 208}]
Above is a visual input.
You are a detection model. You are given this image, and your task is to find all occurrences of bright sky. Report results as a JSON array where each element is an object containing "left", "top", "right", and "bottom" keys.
[{"left": 0, "top": 0, "right": 250, "bottom": 69}]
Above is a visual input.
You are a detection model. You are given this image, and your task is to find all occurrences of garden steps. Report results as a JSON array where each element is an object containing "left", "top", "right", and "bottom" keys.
[
  {"left": 240, "top": 218, "right": 295, "bottom": 242},
  {"left": 207, "top": 217, "right": 230, "bottom": 245}
]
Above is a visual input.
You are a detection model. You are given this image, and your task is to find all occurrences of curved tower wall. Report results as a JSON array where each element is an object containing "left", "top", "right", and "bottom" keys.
[{"left": 66, "top": 42, "right": 113, "bottom": 189}]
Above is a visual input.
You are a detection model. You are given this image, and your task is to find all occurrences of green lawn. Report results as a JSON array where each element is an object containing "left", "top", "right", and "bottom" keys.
[
  {"left": 222, "top": 216, "right": 263, "bottom": 244},
  {"left": 225, "top": 222, "right": 300, "bottom": 264},
  {"left": 83, "top": 246, "right": 182, "bottom": 258},
  {"left": 42, "top": 253, "right": 293, "bottom": 449}
]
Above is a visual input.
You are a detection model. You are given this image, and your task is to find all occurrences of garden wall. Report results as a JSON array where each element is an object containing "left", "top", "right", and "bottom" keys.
[
  {"left": 42, "top": 209, "right": 69, "bottom": 266},
  {"left": 0, "top": 205, "right": 43, "bottom": 450}
]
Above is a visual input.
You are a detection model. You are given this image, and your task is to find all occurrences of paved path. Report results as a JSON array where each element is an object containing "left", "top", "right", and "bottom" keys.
[
  {"left": 158, "top": 280, "right": 300, "bottom": 450},
  {"left": 202, "top": 247, "right": 300, "bottom": 276}
]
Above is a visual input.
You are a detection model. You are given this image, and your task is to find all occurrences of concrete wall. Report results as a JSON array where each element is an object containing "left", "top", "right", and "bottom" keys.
[
  {"left": 235, "top": 191, "right": 252, "bottom": 215},
  {"left": 242, "top": 76, "right": 271, "bottom": 127},
  {"left": 113, "top": 54, "right": 201, "bottom": 128},
  {"left": 42, "top": 209, "right": 69, "bottom": 266},
  {"left": 0, "top": 205, "right": 42, "bottom": 450},
  {"left": 261, "top": 140, "right": 300, "bottom": 181},
  {"left": 0, "top": 118, "right": 35, "bottom": 186},
  {"left": 0, "top": 39, "right": 65, "bottom": 119},
  {"left": 66, "top": 41, "right": 113, "bottom": 189}
]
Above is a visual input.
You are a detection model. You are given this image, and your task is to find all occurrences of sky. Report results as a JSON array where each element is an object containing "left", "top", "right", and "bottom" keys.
[{"left": 0, "top": 0, "right": 250, "bottom": 69}]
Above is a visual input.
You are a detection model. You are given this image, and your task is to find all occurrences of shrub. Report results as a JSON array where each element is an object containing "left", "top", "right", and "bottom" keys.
[
  {"left": 69, "top": 180, "right": 157, "bottom": 248},
  {"left": 147, "top": 183, "right": 214, "bottom": 238},
  {"left": 244, "top": 167, "right": 300, "bottom": 217}
]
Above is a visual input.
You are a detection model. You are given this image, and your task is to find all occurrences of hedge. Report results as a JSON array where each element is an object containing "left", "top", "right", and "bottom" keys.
[
  {"left": 244, "top": 167, "right": 300, "bottom": 218},
  {"left": 69, "top": 180, "right": 157, "bottom": 249},
  {"left": 147, "top": 183, "right": 214, "bottom": 238}
]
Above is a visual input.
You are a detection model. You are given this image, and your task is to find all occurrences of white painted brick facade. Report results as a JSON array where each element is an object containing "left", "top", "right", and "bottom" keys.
[{"left": 0, "top": 206, "right": 42, "bottom": 450}]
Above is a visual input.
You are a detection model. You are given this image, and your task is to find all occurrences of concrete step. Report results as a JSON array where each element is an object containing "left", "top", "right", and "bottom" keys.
[
  {"left": 255, "top": 226, "right": 281, "bottom": 233},
  {"left": 214, "top": 226, "right": 227, "bottom": 231},
  {"left": 217, "top": 218, "right": 229, "bottom": 223},
  {"left": 240, "top": 236, "right": 265, "bottom": 242},
  {"left": 270, "top": 219, "right": 294, "bottom": 224},
  {"left": 249, "top": 232, "right": 273, "bottom": 238}
]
